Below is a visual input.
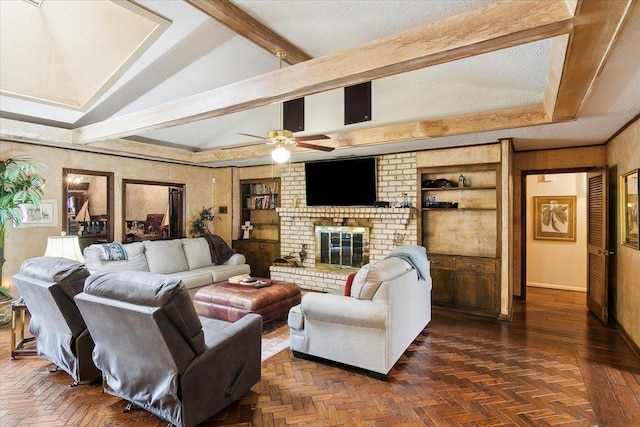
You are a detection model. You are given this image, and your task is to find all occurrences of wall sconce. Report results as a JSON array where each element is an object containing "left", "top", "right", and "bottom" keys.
[{"left": 44, "top": 232, "right": 84, "bottom": 262}]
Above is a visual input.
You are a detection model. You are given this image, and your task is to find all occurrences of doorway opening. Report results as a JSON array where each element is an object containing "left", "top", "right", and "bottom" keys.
[
  {"left": 122, "top": 179, "right": 185, "bottom": 241},
  {"left": 525, "top": 172, "right": 588, "bottom": 296},
  {"left": 521, "top": 167, "right": 610, "bottom": 324}
]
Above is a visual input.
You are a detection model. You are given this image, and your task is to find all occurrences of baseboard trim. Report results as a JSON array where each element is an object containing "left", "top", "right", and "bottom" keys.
[
  {"left": 527, "top": 282, "right": 586, "bottom": 293},
  {"left": 612, "top": 316, "right": 640, "bottom": 360}
]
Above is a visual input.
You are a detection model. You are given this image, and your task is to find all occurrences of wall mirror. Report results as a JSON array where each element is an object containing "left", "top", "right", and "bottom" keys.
[
  {"left": 620, "top": 168, "right": 639, "bottom": 249},
  {"left": 62, "top": 169, "right": 114, "bottom": 249},
  {"left": 122, "top": 179, "right": 185, "bottom": 242}
]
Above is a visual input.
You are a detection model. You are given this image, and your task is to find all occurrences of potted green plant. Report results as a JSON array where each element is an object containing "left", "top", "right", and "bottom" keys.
[
  {"left": 190, "top": 206, "right": 216, "bottom": 237},
  {"left": 1, "top": 157, "right": 46, "bottom": 294}
]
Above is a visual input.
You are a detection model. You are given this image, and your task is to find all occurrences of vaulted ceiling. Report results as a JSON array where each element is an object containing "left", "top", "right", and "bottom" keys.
[{"left": 1, "top": 0, "right": 638, "bottom": 167}]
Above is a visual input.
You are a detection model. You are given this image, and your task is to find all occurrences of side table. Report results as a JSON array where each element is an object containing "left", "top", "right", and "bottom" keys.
[{"left": 11, "top": 298, "right": 37, "bottom": 359}]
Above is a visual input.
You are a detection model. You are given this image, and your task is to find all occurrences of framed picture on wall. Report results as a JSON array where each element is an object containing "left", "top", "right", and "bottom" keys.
[
  {"left": 620, "top": 169, "right": 639, "bottom": 250},
  {"left": 533, "top": 196, "right": 576, "bottom": 241},
  {"left": 15, "top": 199, "right": 58, "bottom": 228}
]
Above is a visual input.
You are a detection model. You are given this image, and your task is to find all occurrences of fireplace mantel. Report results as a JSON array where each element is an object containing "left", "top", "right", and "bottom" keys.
[{"left": 276, "top": 207, "right": 414, "bottom": 224}]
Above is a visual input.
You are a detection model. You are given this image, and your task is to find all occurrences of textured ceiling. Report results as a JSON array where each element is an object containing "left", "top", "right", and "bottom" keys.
[{"left": 0, "top": 0, "right": 638, "bottom": 167}]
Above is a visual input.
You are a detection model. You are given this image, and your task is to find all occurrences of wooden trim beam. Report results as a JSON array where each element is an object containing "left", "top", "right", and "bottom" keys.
[
  {"left": 191, "top": 104, "right": 552, "bottom": 163},
  {"left": 0, "top": 118, "right": 195, "bottom": 163},
  {"left": 330, "top": 105, "right": 552, "bottom": 148},
  {"left": 73, "top": 0, "right": 573, "bottom": 145},
  {"left": 552, "top": 0, "right": 635, "bottom": 120},
  {"left": 185, "top": 0, "right": 312, "bottom": 65}
]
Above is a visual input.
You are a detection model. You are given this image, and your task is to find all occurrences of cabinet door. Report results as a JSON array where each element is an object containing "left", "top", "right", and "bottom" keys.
[
  {"left": 253, "top": 243, "right": 276, "bottom": 278},
  {"left": 454, "top": 270, "right": 497, "bottom": 313},
  {"left": 430, "top": 267, "right": 455, "bottom": 305}
]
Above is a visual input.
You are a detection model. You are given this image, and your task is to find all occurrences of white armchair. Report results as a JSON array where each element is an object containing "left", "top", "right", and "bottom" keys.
[{"left": 288, "top": 245, "right": 432, "bottom": 379}]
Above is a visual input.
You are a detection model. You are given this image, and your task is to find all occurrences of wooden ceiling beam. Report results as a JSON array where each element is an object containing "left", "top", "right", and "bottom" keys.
[
  {"left": 552, "top": 0, "right": 635, "bottom": 120},
  {"left": 184, "top": 0, "right": 312, "bottom": 64},
  {"left": 73, "top": 0, "right": 573, "bottom": 145}
]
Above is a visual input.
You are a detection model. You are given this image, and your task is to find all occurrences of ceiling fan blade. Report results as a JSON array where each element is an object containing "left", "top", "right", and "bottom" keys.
[
  {"left": 237, "top": 132, "right": 266, "bottom": 140},
  {"left": 296, "top": 141, "right": 335, "bottom": 152},
  {"left": 294, "top": 134, "right": 330, "bottom": 142}
]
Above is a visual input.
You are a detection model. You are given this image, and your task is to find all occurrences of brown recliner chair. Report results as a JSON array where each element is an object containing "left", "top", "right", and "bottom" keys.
[
  {"left": 75, "top": 270, "right": 262, "bottom": 427},
  {"left": 12, "top": 257, "right": 101, "bottom": 385}
]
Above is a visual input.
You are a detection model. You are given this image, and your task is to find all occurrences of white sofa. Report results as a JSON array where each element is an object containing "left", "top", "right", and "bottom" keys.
[
  {"left": 288, "top": 245, "right": 432, "bottom": 379},
  {"left": 83, "top": 237, "right": 250, "bottom": 296}
]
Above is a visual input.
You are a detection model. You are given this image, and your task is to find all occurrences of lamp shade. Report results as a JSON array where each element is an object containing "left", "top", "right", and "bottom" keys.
[{"left": 44, "top": 234, "right": 85, "bottom": 262}]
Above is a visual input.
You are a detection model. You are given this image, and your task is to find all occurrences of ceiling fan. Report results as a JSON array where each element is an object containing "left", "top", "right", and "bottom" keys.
[{"left": 237, "top": 51, "right": 334, "bottom": 163}]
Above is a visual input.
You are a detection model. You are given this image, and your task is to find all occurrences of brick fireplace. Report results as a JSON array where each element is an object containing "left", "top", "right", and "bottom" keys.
[{"left": 270, "top": 153, "right": 418, "bottom": 292}]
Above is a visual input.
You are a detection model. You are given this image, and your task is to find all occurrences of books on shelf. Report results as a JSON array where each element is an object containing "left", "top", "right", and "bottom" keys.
[
  {"left": 246, "top": 194, "right": 278, "bottom": 210},
  {"left": 228, "top": 274, "right": 271, "bottom": 288},
  {"left": 250, "top": 182, "right": 279, "bottom": 195}
]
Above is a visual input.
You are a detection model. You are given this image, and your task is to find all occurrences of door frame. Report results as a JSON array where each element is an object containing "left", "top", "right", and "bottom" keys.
[{"left": 519, "top": 167, "right": 596, "bottom": 301}]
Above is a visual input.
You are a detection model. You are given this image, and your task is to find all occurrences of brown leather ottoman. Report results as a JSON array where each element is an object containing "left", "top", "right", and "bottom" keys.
[{"left": 193, "top": 279, "right": 301, "bottom": 322}]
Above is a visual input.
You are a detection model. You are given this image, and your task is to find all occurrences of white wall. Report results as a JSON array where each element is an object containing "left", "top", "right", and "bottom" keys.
[{"left": 526, "top": 173, "right": 587, "bottom": 291}]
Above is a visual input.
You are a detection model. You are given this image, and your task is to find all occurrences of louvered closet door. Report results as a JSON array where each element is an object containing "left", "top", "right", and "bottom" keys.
[{"left": 587, "top": 168, "right": 610, "bottom": 323}]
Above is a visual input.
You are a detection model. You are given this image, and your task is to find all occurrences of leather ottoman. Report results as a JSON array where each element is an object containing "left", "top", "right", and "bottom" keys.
[{"left": 193, "top": 279, "right": 301, "bottom": 322}]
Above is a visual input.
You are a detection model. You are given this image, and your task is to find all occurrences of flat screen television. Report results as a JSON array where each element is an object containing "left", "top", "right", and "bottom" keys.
[{"left": 305, "top": 157, "right": 377, "bottom": 206}]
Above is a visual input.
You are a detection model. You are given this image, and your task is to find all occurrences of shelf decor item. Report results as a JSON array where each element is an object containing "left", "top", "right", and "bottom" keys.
[
  {"left": 620, "top": 169, "right": 639, "bottom": 250},
  {"left": 533, "top": 196, "right": 577, "bottom": 241}
]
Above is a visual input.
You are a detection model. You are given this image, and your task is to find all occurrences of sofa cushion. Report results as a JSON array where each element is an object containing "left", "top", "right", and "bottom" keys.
[
  {"left": 350, "top": 257, "right": 411, "bottom": 300},
  {"left": 84, "top": 242, "right": 149, "bottom": 272},
  {"left": 165, "top": 270, "right": 213, "bottom": 291},
  {"left": 181, "top": 238, "right": 212, "bottom": 270},
  {"left": 143, "top": 239, "right": 189, "bottom": 274}
]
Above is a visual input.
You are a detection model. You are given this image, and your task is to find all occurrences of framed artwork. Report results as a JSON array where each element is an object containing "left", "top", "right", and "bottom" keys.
[
  {"left": 620, "top": 169, "right": 639, "bottom": 250},
  {"left": 15, "top": 199, "right": 58, "bottom": 228},
  {"left": 533, "top": 196, "right": 576, "bottom": 241}
]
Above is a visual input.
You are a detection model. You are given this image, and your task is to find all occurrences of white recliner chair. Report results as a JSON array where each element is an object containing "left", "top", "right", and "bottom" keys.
[{"left": 288, "top": 245, "right": 432, "bottom": 379}]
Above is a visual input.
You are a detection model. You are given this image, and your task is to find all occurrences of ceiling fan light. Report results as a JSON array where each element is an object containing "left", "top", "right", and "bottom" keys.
[{"left": 271, "top": 146, "right": 290, "bottom": 163}]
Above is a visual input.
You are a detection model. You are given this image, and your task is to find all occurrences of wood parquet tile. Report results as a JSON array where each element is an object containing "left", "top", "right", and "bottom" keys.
[{"left": 1, "top": 287, "right": 638, "bottom": 426}]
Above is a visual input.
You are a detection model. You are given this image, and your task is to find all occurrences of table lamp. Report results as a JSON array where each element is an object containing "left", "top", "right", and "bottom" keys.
[{"left": 44, "top": 232, "right": 85, "bottom": 262}]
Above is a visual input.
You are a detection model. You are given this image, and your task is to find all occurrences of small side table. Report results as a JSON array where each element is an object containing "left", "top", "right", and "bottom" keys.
[{"left": 10, "top": 298, "right": 37, "bottom": 359}]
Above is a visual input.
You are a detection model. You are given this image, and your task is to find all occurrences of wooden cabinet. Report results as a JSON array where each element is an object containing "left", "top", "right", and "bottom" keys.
[
  {"left": 429, "top": 254, "right": 499, "bottom": 315},
  {"left": 419, "top": 163, "right": 501, "bottom": 316},
  {"left": 232, "top": 239, "right": 280, "bottom": 279}
]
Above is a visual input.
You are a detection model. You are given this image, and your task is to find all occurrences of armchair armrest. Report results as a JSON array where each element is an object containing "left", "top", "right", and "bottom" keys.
[
  {"left": 223, "top": 253, "right": 246, "bottom": 265},
  {"left": 301, "top": 293, "right": 387, "bottom": 329},
  {"left": 180, "top": 314, "right": 262, "bottom": 421}
]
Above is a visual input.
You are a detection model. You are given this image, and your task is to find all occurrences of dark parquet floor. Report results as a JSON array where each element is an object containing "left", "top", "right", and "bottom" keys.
[{"left": 1, "top": 287, "right": 638, "bottom": 426}]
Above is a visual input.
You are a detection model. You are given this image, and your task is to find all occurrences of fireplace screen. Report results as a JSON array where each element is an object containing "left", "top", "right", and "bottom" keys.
[{"left": 315, "top": 226, "right": 370, "bottom": 268}]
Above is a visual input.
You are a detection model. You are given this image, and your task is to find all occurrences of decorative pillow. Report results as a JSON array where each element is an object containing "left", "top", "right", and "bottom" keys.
[
  {"left": 343, "top": 272, "right": 357, "bottom": 296},
  {"left": 97, "top": 242, "right": 128, "bottom": 261}
]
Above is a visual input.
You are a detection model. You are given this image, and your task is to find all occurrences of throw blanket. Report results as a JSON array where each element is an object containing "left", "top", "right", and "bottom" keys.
[
  {"left": 385, "top": 245, "right": 430, "bottom": 281},
  {"left": 201, "top": 233, "right": 236, "bottom": 265}
]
